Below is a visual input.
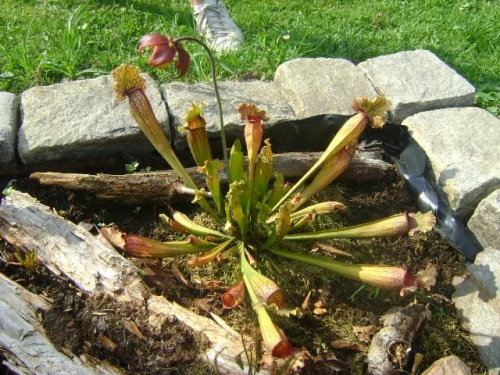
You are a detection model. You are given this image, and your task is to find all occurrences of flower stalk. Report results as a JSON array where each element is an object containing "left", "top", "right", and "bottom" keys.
[{"left": 174, "top": 36, "right": 229, "bottom": 170}]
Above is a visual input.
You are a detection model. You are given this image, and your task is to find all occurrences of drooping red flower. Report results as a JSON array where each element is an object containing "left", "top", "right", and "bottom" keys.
[{"left": 138, "top": 33, "right": 190, "bottom": 76}]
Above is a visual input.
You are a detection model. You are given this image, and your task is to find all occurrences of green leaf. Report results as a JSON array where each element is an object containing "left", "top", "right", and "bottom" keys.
[
  {"left": 229, "top": 139, "right": 244, "bottom": 183},
  {"left": 172, "top": 211, "right": 229, "bottom": 238}
]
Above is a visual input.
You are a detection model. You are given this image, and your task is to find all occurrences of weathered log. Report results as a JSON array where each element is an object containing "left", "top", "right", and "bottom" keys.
[
  {"left": 366, "top": 303, "right": 430, "bottom": 375},
  {"left": 0, "top": 273, "right": 124, "bottom": 375},
  {"left": 30, "top": 149, "right": 394, "bottom": 205},
  {"left": 0, "top": 190, "right": 263, "bottom": 375}
]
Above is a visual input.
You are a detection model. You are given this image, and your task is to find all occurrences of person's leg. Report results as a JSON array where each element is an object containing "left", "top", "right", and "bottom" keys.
[{"left": 190, "top": 0, "right": 244, "bottom": 52}]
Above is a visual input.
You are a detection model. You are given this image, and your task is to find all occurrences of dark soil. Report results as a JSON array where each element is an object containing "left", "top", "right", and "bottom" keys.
[{"left": 0, "top": 171, "right": 488, "bottom": 375}]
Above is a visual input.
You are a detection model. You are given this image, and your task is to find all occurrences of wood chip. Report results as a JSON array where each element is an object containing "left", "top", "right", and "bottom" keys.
[
  {"left": 313, "top": 300, "right": 327, "bottom": 315},
  {"left": 313, "top": 307, "right": 327, "bottom": 315},
  {"left": 98, "top": 334, "right": 119, "bottom": 352},
  {"left": 330, "top": 340, "right": 366, "bottom": 351},
  {"left": 123, "top": 320, "right": 145, "bottom": 340}
]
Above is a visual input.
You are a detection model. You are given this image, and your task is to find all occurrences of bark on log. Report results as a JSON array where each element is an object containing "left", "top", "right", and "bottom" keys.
[
  {"left": 366, "top": 303, "right": 429, "bottom": 375},
  {"left": 0, "top": 190, "right": 263, "bottom": 375},
  {"left": 0, "top": 273, "right": 124, "bottom": 375},
  {"left": 30, "top": 149, "right": 394, "bottom": 205}
]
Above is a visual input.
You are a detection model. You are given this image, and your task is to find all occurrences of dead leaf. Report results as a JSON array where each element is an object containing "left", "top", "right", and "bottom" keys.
[
  {"left": 302, "top": 290, "right": 313, "bottom": 310},
  {"left": 210, "top": 312, "right": 239, "bottom": 337},
  {"left": 314, "top": 242, "right": 354, "bottom": 258},
  {"left": 78, "top": 221, "right": 95, "bottom": 231},
  {"left": 171, "top": 260, "right": 191, "bottom": 287},
  {"left": 410, "top": 353, "right": 424, "bottom": 375},
  {"left": 416, "top": 263, "right": 437, "bottom": 291},
  {"left": 353, "top": 325, "right": 378, "bottom": 343},
  {"left": 330, "top": 340, "right": 366, "bottom": 351},
  {"left": 260, "top": 348, "right": 309, "bottom": 372},
  {"left": 100, "top": 225, "right": 125, "bottom": 250},
  {"left": 290, "top": 350, "right": 310, "bottom": 372},
  {"left": 193, "top": 297, "right": 215, "bottom": 314},
  {"left": 123, "top": 320, "right": 145, "bottom": 340},
  {"left": 200, "top": 279, "right": 227, "bottom": 291},
  {"left": 267, "top": 304, "right": 303, "bottom": 318},
  {"left": 92, "top": 311, "right": 109, "bottom": 316}
]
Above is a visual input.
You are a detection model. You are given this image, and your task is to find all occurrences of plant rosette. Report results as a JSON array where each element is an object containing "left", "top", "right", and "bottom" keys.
[{"left": 109, "top": 33, "right": 437, "bottom": 363}]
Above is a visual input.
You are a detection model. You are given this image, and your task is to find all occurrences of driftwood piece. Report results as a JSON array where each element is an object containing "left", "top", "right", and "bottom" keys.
[
  {"left": 0, "top": 273, "right": 123, "bottom": 375},
  {"left": 366, "top": 303, "right": 430, "bottom": 375},
  {"left": 0, "top": 190, "right": 261, "bottom": 375},
  {"left": 0, "top": 191, "right": 149, "bottom": 300},
  {"left": 30, "top": 149, "right": 394, "bottom": 204}
]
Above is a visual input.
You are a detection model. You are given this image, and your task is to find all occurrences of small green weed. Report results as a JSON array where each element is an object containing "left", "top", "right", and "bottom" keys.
[
  {"left": 475, "top": 83, "right": 500, "bottom": 116},
  {"left": 14, "top": 248, "right": 38, "bottom": 274}
]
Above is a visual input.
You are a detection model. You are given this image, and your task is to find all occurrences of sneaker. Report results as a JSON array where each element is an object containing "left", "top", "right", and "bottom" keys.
[{"left": 193, "top": 0, "right": 244, "bottom": 52}]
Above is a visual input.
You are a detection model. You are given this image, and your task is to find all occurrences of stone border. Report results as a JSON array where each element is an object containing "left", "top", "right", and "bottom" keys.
[{"left": 0, "top": 49, "right": 499, "bottom": 372}]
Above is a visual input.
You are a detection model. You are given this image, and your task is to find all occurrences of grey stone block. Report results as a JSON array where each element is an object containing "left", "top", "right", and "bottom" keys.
[
  {"left": 162, "top": 80, "right": 295, "bottom": 149},
  {"left": 468, "top": 190, "right": 500, "bottom": 249},
  {"left": 358, "top": 50, "right": 475, "bottom": 123},
  {"left": 0, "top": 92, "right": 19, "bottom": 172},
  {"left": 274, "top": 58, "right": 377, "bottom": 119},
  {"left": 466, "top": 247, "right": 500, "bottom": 313},
  {"left": 18, "top": 74, "right": 169, "bottom": 165},
  {"left": 403, "top": 107, "right": 500, "bottom": 220},
  {"left": 453, "top": 273, "right": 500, "bottom": 373},
  {"left": 421, "top": 356, "right": 471, "bottom": 375}
]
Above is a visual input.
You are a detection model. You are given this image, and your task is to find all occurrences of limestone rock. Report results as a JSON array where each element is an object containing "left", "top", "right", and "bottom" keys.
[
  {"left": 421, "top": 355, "right": 471, "bottom": 375},
  {"left": 0, "top": 92, "right": 19, "bottom": 172},
  {"left": 403, "top": 107, "right": 500, "bottom": 219},
  {"left": 453, "top": 275, "right": 500, "bottom": 373},
  {"left": 468, "top": 190, "right": 500, "bottom": 249},
  {"left": 274, "top": 58, "right": 377, "bottom": 119},
  {"left": 358, "top": 50, "right": 475, "bottom": 123},
  {"left": 18, "top": 74, "right": 169, "bottom": 165},
  {"left": 162, "top": 80, "right": 295, "bottom": 149}
]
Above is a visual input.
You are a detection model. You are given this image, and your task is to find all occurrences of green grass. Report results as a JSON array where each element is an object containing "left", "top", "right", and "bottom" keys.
[{"left": 0, "top": 0, "right": 499, "bottom": 113}]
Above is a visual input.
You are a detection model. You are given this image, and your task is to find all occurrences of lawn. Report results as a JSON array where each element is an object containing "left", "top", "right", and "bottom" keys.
[{"left": 0, "top": 0, "right": 499, "bottom": 114}]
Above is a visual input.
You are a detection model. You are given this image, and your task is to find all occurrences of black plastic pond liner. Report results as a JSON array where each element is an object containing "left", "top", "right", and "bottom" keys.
[
  {"left": 392, "top": 139, "right": 481, "bottom": 261},
  {"left": 362, "top": 124, "right": 481, "bottom": 261}
]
